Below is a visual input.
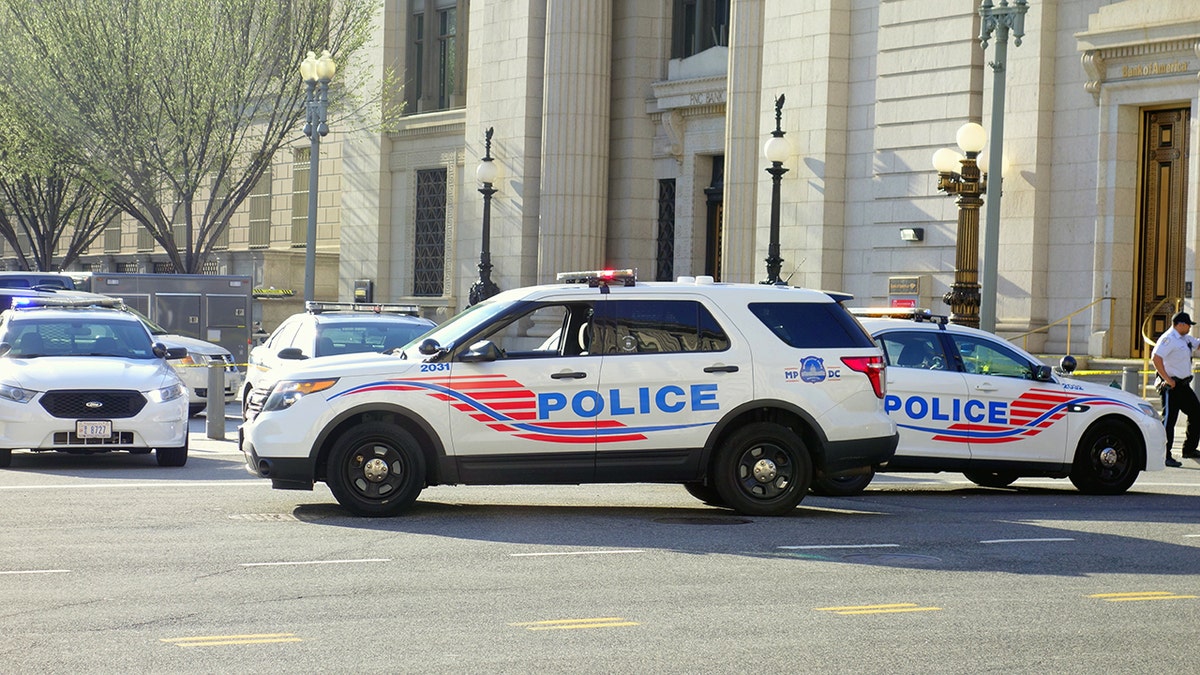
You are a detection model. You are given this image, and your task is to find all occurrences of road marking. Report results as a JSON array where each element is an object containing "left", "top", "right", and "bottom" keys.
[
  {"left": 0, "top": 569, "right": 70, "bottom": 576},
  {"left": 778, "top": 544, "right": 900, "bottom": 550},
  {"left": 815, "top": 603, "right": 941, "bottom": 615},
  {"left": 979, "top": 538, "right": 1075, "bottom": 544},
  {"left": 510, "top": 618, "right": 639, "bottom": 631},
  {"left": 241, "top": 558, "right": 391, "bottom": 567},
  {"left": 0, "top": 481, "right": 260, "bottom": 491},
  {"left": 162, "top": 633, "right": 302, "bottom": 647},
  {"left": 510, "top": 549, "right": 644, "bottom": 557},
  {"left": 1089, "top": 591, "right": 1198, "bottom": 602}
]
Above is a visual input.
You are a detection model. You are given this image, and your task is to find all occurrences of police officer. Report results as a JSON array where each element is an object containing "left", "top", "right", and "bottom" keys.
[{"left": 1151, "top": 311, "right": 1200, "bottom": 467}]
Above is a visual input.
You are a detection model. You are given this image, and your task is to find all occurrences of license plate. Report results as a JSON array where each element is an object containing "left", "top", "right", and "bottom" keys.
[{"left": 76, "top": 420, "right": 112, "bottom": 439}]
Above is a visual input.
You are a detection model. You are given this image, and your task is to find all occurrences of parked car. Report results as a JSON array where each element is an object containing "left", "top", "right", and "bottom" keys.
[
  {"left": 244, "top": 302, "right": 436, "bottom": 402},
  {"left": 0, "top": 295, "right": 189, "bottom": 468},
  {"left": 811, "top": 309, "right": 1167, "bottom": 496}
]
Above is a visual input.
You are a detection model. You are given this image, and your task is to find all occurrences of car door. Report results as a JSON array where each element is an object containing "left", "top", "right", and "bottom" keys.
[
  {"left": 947, "top": 332, "right": 1070, "bottom": 464},
  {"left": 447, "top": 300, "right": 600, "bottom": 483},
  {"left": 876, "top": 329, "right": 972, "bottom": 463},
  {"left": 590, "top": 297, "right": 752, "bottom": 481}
]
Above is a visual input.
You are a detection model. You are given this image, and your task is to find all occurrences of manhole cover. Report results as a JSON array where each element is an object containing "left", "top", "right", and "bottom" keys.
[
  {"left": 654, "top": 516, "right": 752, "bottom": 525},
  {"left": 842, "top": 553, "right": 942, "bottom": 566}
]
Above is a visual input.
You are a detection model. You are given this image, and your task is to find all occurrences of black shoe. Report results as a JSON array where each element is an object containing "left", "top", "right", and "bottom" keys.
[
  {"left": 1182, "top": 450, "right": 1200, "bottom": 458},
  {"left": 1166, "top": 457, "right": 1183, "bottom": 468}
]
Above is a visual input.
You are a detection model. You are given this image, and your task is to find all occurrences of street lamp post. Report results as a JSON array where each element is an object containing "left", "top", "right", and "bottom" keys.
[
  {"left": 468, "top": 127, "right": 500, "bottom": 306},
  {"left": 762, "top": 94, "right": 789, "bottom": 285},
  {"left": 300, "top": 49, "right": 336, "bottom": 303},
  {"left": 977, "top": 0, "right": 1028, "bottom": 333},
  {"left": 933, "top": 122, "right": 989, "bottom": 329}
]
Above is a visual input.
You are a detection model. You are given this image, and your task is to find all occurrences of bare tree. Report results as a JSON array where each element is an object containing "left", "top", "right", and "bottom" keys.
[
  {"left": 0, "top": 0, "right": 383, "bottom": 273},
  {"left": 0, "top": 171, "right": 118, "bottom": 271}
]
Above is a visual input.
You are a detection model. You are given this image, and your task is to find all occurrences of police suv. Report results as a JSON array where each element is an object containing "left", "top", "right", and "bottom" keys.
[
  {"left": 820, "top": 310, "right": 1167, "bottom": 495},
  {"left": 240, "top": 270, "right": 899, "bottom": 516}
]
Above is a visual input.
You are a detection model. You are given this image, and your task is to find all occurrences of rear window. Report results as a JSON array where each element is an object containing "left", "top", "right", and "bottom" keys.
[{"left": 748, "top": 302, "right": 875, "bottom": 349}]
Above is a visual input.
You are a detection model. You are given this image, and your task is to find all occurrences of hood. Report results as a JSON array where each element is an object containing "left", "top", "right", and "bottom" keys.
[
  {"left": 156, "top": 333, "right": 230, "bottom": 357},
  {"left": 257, "top": 351, "right": 419, "bottom": 389},
  {"left": 4, "top": 356, "right": 181, "bottom": 392},
  {"left": 1057, "top": 375, "right": 1153, "bottom": 408}
]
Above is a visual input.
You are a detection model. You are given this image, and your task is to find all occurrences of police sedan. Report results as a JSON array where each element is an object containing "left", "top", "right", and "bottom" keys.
[{"left": 811, "top": 310, "right": 1166, "bottom": 496}]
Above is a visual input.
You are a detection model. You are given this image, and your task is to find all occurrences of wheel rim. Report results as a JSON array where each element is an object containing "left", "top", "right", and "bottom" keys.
[
  {"left": 344, "top": 442, "right": 410, "bottom": 501},
  {"left": 1088, "top": 433, "right": 1131, "bottom": 482},
  {"left": 735, "top": 442, "right": 794, "bottom": 500}
]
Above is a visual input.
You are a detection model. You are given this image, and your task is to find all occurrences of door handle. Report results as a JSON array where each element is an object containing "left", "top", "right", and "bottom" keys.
[
  {"left": 974, "top": 383, "right": 998, "bottom": 392},
  {"left": 703, "top": 365, "right": 739, "bottom": 373},
  {"left": 551, "top": 371, "right": 587, "bottom": 380}
]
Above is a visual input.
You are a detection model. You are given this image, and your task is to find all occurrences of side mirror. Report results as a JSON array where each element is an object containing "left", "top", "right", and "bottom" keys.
[
  {"left": 0, "top": 342, "right": 10, "bottom": 357},
  {"left": 418, "top": 338, "right": 443, "bottom": 356},
  {"left": 277, "top": 347, "right": 307, "bottom": 360},
  {"left": 1059, "top": 355, "right": 1077, "bottom": 374},
  {"left": 1033, "top": 364, "right": 1054, "bottom": 382},
  {"left": 460, "top": 340, "right": 502, "bottom": 363},
  {"left": 153, "top": 342, "right": 183, "bottom": 359},
  {"left": 165, "top": 346, "right": 189, "bottom": 360}
]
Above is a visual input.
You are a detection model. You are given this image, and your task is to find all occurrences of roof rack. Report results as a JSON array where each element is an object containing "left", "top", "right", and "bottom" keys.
[
  {"left": 556, "top": 268, "right": 637, "bottom": 288},
  {"left": 304, "top": 301, "right": 420, "bottom": 316},
  {"left": 849, "top": 307, "right": 949, "bottom": 326},
  {"left": 8, "top": 295, "right": 125, "bottom": 310}
]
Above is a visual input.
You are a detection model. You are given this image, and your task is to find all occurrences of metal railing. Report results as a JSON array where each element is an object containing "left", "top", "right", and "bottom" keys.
[{"left": 1010, "top": 296, "right": 1114, "bottom": 356}]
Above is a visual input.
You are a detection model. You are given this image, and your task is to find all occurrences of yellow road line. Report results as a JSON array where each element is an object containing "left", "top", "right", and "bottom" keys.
[
  {"left": 161, "top": 633, "right": 302, "bottom": 647},
  {"left": 815, "top": 603, "right": 942, "bottom": 615},
  {"left": 1089, "top": 591, "right": 1197, "bottom": 602},
  {"left": 510, "top": 617, "right": 639, "bottom": 630}
]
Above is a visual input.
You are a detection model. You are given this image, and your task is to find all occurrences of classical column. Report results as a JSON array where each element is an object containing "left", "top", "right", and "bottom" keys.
[
  {"left": 537, "top": 0, "right": 612, "bottom": 280},
  {"left": 721, "top": 0, "right": 766, "bottom": 283}
]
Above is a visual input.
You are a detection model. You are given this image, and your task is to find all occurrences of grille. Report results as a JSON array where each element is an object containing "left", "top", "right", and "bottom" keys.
[
  {"left": 39, "top": 390, "right": 147, "bottom": 419},
  {"left": 52, "top": 431, "right": 135, "bottom": 445},
  {"left": 243, "top": 387, "right": 269, "bottom": 422},
  {"left": 216, "top": 353, "right": 241, "bottom": 373}
]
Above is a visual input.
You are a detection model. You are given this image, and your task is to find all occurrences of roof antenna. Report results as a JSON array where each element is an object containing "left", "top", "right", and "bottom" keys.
[{"left": 783, "top": 259, "right": 805, "bottom": 285}]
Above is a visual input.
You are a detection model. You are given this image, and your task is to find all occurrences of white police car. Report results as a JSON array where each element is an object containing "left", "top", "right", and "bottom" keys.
[
  {"left": 814, "top": 310, "right": 1167, "bottom": 496},
  {"left": 241, "top": 270, "right": 899, "bottom": 516},
  {"left": 0, "top": 296, "right": 190, "bottom": 468}
]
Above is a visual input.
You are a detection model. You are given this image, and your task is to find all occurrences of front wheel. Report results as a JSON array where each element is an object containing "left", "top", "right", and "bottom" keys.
[
  {"left": 811, "top": 469, "right": 874, "bottom": 496},
  {"left": 963, "top": 470, "right": 1019, "bottom": 488},
  {"left": 156, "top": 438, "right": 189, "bottom": 467},
  {"left": 326, "top": 422, "right": 426, "bottom": 517},
  {"left": 1069, "top": 420, "right": 1141, "bottom": 495},
  {"left": 712, "top": 422, "right": 811, "bottom": 516},
  {"left": 683, "top": 482, "right": 726, "bottom": 507},
  {"left": 0, "top": 449, "right": 11, "bottom": 468}
]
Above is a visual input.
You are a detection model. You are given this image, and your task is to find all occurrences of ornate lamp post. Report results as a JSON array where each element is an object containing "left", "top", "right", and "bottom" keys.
[
  {"left": 300, "top": 49, "right": 336, "bottom": 303},
  {"left": 762, "top": 94, "right": 789, "bottom": 285},
  {"left": 977, "top": 0, "right": 1028, "bottom": 333},
  {"left": 933, "top": 122, "right": 988, "bottom": 329},
  {"left": 468, "top": 127, "right": 500, "bottom": 305}
]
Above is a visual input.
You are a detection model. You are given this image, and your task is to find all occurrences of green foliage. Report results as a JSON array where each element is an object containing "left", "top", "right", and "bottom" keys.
[{"left": 0, "top": 0, "right": 383, "bottom": 273}]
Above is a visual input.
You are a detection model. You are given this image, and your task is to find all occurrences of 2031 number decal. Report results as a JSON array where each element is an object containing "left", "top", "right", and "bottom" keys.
[{"left": 419, "top": 363, "right": 451, "bottom": 372}]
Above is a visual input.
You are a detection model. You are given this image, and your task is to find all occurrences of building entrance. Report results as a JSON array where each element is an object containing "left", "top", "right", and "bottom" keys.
[{"left": 1134, "top": 107, "right": 1190, "bottom": 356}]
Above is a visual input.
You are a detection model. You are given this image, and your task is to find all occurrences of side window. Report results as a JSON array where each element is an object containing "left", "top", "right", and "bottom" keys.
[
  {"left": 877, "top": 332, "right": 949, "bottom": 371},
  {"left": 950, "top": 334, "right": 1034, "bottom": 378},
  {"left": 469, "top": 303, "right": 595, "bottom": 359},
  {"left": 267, "top": 318, "right": 302, "bottom": 352},
  {"left": 293, "top": 321, "right": 318, "bottom": 356},
  {"left": 595, "top": 300, "right": 729, "bottom": 354},
  {"left": 747, "top": 302, "right": 876, "bottom": 349}
]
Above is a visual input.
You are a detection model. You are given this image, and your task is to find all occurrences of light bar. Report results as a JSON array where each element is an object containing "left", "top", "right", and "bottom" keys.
[
  {"left": 556, "top": 268, "right": 637, "bottom": 287},
  {"left": 304, "top": 301, "right": 419, "bottom": 315},
  {"left": 10, "top": 295, "right": 125, "bottom": 310},
  {"left": 849, "top": 307, "right": 948, "bottom": 325}
]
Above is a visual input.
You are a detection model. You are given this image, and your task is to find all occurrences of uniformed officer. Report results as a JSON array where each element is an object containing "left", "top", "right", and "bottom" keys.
[{"left": 1151, "top": 311, "right": 1200, "bottom": 467}]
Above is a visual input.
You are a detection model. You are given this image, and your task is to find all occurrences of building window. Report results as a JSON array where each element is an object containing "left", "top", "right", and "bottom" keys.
[
  {"left": 137, "top": 226, "right": 154, "bottom": 252},
  {"left": 117, "top": 262, "right": 139, "bottom": 274},
  {"left": 249, "top": 168, "right": 272, "bottom": 248},
  {"left": 202, "top": 259, "right": 219, "bottom": 275},
  {"left": 103, "top": 214, "right": 121, "bottom": 253},
  {"left": 413, "top": 168, "right": 447, "bottom": 296},
  {"left": 408, "top": 0, "right": 468, "bottom": 113},
  {"left": 292, "top": 147, "right": 310, "bottom": 247},
  {"left": 671, "top": 0, "right": 730, "bottom": 59},
  {"left": 657, "top": 179, "right": 676, "bottom": 282},
  {"left": 153, "top": 261, "right": 174, "bottom": 274}
]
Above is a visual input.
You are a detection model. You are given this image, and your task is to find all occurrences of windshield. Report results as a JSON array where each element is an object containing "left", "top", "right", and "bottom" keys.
[
  {"left": 3, "top": 318, "right": 156, "bottom": 358},
  {"left": 398, "top": 299, "right": 508, "bottom": 355}
]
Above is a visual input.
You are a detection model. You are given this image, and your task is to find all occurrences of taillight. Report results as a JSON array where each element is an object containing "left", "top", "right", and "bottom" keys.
[{"left": 841, "top": 355, "right": 886, "bottom": 399}]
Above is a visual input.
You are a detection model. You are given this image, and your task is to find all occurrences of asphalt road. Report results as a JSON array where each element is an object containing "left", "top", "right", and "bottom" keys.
[{"left": 2, "top": 409, "right": 1198, "bottom": 674}]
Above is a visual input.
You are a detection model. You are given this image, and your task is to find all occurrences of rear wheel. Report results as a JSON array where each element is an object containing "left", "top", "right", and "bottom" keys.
[
  {"left": 326, "top": 422, "right": 425, "bottom": 517},
  {"left": 156, "top": 438, "right": 189, "bottom": 467},
  {"left": 963, "top": 471, "right": 1019, "bottom": 488},
  {"left": 712, "top": 422, "right": 811, "bottom": 516},
  {"left": 811, "top": 469, "right": 874, "bottom": 496},
  {"left": 1069, "top": 420, "right": 1140, "bottom": 495},
  {"left": 683, "top": 482, "right": 726, "bottom": 507},
  {"left": 0, "top": 449, "right": 11, "bottom": 468}
]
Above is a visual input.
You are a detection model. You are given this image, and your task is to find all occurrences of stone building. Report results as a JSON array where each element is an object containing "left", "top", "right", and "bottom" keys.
[{"left": 6, "top": 0, "right": 1199, "bottom": 358}]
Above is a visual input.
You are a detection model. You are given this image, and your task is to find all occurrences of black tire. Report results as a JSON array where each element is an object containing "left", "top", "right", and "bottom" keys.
[
  {"left": 188, "top": 404, "right": 204, "bottom": 418},
  {"left": 683, "top": 482, "right": 726, "bottom": 507},
  {"left": 0, "top": 449, "right": 11, "bottom": 468},
  {"left": 1069, "top": 420, "right": 1141, "bottom": 495},
  {"left": 963, "top": 470, "right": 1019, "bottom": 488},
  {"left": 326, "top": 422, "right": 425, "bottom": 517},
  {"left": 712, "top": 422, "right": 811, "bottom": 516},
  {"left": 811, "top": 469, "right": 875, "bottom": 496},
  {"left": 156, "top": 437, "right": 189, "bottom": 467}
]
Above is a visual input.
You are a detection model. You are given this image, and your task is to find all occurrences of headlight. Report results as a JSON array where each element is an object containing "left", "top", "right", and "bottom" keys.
[
  {"left": 1138, "top": 403, "right": 1159, "bottom": 420},
  {"left": 148, "top": 382, "right": 187, "bottom": 403},
  {"left": 0, "top": 382, "right": 36, "bottom": 403},
  {"left": 262, "top": 379, "right": 339, "bottom": 412}
]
